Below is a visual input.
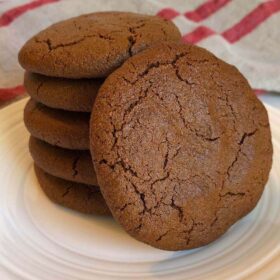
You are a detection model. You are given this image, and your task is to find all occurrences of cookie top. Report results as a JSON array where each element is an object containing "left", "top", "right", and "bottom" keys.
[
  {"left": 24, "top": 72, "right": 103, "bottom": 112},
  {"left": 18, "top": 12, "right": 181, "bottom": 78},
  {"left": 24, "top": 99, "right": 89, "bottom": 150},
  {"left": 29, "top": 136, "right": 97, "bottom": 185},
  {"left": 34, "top": 165, "right": 110, "bottom": 216},
  {"left": 90, "top": 43, "right": 272, "bottom": 251}
]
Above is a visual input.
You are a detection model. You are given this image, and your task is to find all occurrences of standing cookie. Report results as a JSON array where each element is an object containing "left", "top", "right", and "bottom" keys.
[
  {"left": 90, "top": 43, "right": 272, "bottom": 250},
  {"left": 19, "top": 12, "right": 181, "bottom": 78}
]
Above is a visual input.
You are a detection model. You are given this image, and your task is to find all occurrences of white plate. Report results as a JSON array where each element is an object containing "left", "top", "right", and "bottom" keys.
[{"left": 0, "top": 99, "right": 279, "bottom": 280}]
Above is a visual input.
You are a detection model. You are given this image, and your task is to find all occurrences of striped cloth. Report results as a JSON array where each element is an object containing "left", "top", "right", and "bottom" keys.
[{"left": 1, "top": 0, "right": 280, "bottom": 106}]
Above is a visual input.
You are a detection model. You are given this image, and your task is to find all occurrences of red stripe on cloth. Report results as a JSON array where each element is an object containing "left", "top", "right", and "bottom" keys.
[
  {"left": 157, "top": 0, "right": 231, "bottom": 21},
  {"left": 182, "top": 1, "right": 280, "bottom": 44},
  {"left": 0, "top": 0, "right": 59, "bottom": 27},
  {"left": 0, "top": 85, "right": 25, "bottom": 101},
  {"left": 185, "top": 0, "right": 231, "bottom": 22},
  {"left": 254, "top": 89, "right": 267, "bottom": 95},
  {"left": 156, "top": 8, "right": 180, "bottom": 20},
  {"left": 222, "top": 0, "right": 280, "bottom": 43},
  {"left": 182, "top": 26, "right": 215, "bottom": 44}
]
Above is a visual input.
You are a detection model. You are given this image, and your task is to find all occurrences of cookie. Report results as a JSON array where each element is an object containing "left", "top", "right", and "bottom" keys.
[
  {"left": 24, "top": 72, "right": 103, "bottom": 112},
  {"left": 90, "top": 43, "right": 272, "bottom": 251},
  {"left": 34, "top": 165, "right": 110, "bottom": 215},
  {"left": 18, "top": 12, "right": 181, "bottom": 78},
  {"left": 29, "top": 136, "right": 97, "bottom": 185},
  {"left": 24, "top": 99, "right": 89, "bottom": 150}
]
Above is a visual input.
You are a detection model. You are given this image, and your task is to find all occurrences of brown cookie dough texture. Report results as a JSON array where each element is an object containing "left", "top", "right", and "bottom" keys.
[
  {"left": 29, "top": 136, "right": 97, "bottom": 185},
  {"left": 24, "top": 99, "right": 89, "bottom": 150},
  {"left": 90, "top": 43, "right": 273, "bottom": 251},
  {"left": 34, "top": 165, "right": 110, "bottom": 215},
  {"left": 18, "top": 12, "right": 181, "bottom": 78},
  {"left": 24, "top": 72, "right": 103, "bottom": 112}
]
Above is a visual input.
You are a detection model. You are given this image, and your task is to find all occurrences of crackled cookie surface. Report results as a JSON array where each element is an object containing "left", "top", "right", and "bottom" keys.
[
  {"left": 90, "top": 43, "right": 272, "bottom": 250},
  {"left": 29, "top": 137, "right": 97, "bottom": 185},
  {"left": 19, "top": 12, "right": 181, "bottom": 78},
  {"left": 24, "top": 72, "right": 103, "bottom": 112},
  {"left": 35, "top": 165, "right": 110, "bottom": 215}
]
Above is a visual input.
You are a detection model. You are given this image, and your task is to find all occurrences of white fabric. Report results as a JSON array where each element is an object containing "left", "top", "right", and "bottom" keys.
[{"left": 0, "top": 0, "right": 279, "bottom": 91}]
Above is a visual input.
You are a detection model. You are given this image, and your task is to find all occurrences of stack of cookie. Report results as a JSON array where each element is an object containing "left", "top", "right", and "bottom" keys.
[
  {"left": 19, "top": 12, "right": 181, "bottom": 216},
  {"left": 19, "top": 11, "right": 272, "bottom": 251}
]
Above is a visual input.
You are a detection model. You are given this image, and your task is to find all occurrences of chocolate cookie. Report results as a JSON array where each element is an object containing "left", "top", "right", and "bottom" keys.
[
  {"left": 29, "top": 136, "right": 97, "bottom": 185},
  {"left": 24, "top": 72, "right": 102, "bottom": 112},
  {"left": 34, "top": 165, "right": 110, "bottom": 215},
  {"left": 24, "top": 99, "right": 89, "bottom": 150},
  {"left": 90, "top": 43, "right": 272, "bottom": 251},
  {"left": 18, "top": 12, "right": 181, "bottom": 78}
]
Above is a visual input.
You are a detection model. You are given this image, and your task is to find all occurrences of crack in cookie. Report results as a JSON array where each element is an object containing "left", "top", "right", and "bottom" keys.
[{"left": 19, "top": 12, "right": 181, "bottom": 78}]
